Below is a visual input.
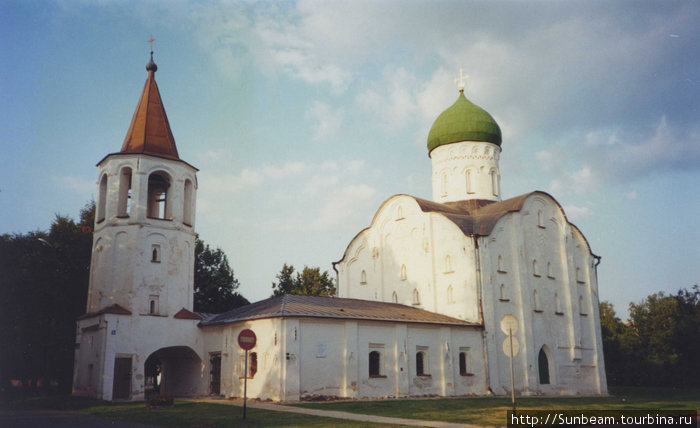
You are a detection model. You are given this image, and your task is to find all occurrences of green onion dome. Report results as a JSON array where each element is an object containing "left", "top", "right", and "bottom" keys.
[{"left": 427, "top": 92, "right": 502, "bottom": 154}]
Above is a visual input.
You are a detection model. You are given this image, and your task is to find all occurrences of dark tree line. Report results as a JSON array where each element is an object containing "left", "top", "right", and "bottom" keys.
[
  {"left": 600, "top": 286, "right": 700, "bottom": 387},
  {"left": 0, "top": 203, "right": 95, "bottom": 398},
  {"left": 0, "top": 202, "right": 248, "bottom": 399}
]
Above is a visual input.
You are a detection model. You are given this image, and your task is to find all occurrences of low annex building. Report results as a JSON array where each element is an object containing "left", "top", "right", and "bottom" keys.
[{"left": 72, "top": 54, "right": 607, "bottom": 402}]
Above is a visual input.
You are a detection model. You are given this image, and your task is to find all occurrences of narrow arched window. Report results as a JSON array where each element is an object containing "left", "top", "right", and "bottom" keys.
[
  {"left": 441, "top": 173, "right": 448, "bottom": 197},
  {"left": 499, "top": 284, "right": 508, "bottom": 301},
  {"left": 533, "top": 290, "right": 541, "bottom": 312},
  {"left": 400, "top": 264, "right": 407, "bottom": 281},
  {"left": 369, "top": 351, "right": 381, "bottom": 377},
  {"left": 466, "top": 169, "right": 473, "bottom": 194},
  {"left": 459, "top": 348, "right": 472, "bottom": 375},
  {"left": 397, "top": 205, "right": 403, "bottom": 220},
  {"left": 538, "top": 347, "right": 550, "bottom": 384},
  {"left": 151, "top": 244, "right": 161, "bottom": 263},
  {"left": 579, "top": 295, "right": 587, "bottom": 315},
  {"left": 148, "top": 295, "right": 158, "bottom": 315},
  {"left": 490, "top": 169, "right": 499, "bottom": 196},
  {"left": 547, "top": 262, "right": 554, "bottom": 279},
  {"left": 533, "top": 259, "right": 540, "bottom": 277},
  {"left": 416, "top": 351, "right": 425, "bottom": 376},
  {"left": 147, "top": 172, "right": 171, "bottom": 219},
  {"left": 249, "top": 352, "right": 258, "bottom": 378},
  {"left": 412, "top": 288, "right": 420, "bottom": 305},
  {"left": 537, "top": 210, "right": 545, "bottom": 228},
  {"left": 117, "top": 167, "right": 132, "bottom": 217},
  {"left": 360, "top": 270, "right": 367, "bottom": 285},
  {"left": 555, "top": 293, "right": 562, "bottom": 314},
  {"left": 391, "top": 291, "right": 398, "bottom": 303},
  {"left": 498, "top": 255, "right": 506, "bottom": 273},
  {"left": 183, "top": 179, "right": 194, "bottom": 225},
  {"left": 444, "top": 255, "right": 452, "bottom": 273},
  {"left": 97, "top": 175, "right": 108, "bottom": 222},
  {"left": 447, "top": 285, "right": 454, "bottom": 303}
]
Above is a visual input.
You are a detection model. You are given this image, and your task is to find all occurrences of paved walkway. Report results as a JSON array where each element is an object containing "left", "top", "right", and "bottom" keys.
[{"left": 188, "top": 398, "right": 482, "bottom": 428}]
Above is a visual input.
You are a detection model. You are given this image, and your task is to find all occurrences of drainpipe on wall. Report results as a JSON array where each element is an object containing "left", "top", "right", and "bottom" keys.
[{"left": 332, "top": 262, "right": 339, "bottom": 297}]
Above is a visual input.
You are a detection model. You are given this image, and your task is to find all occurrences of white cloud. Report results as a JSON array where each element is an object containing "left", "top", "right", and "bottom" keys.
[
  {"left": 304, "top": 174, "right": 339, "bottom": 196},
  {"left": 549, "top": 165, "right": 600, "bottom": 196},
  {"left": 320, "top": 161, "right": 338, "bottom": 171},
  {"left": 199, "top": 169, "right": 262, "bottom": 195},
  {"left": 263, "top": 161, "right": 306, "bottom": 179},
  {"left": 563, "top": 205, "right": 593, "bottom": 222},
  {"left": 310, "top": 184, "right": 376, "bottom": 231},
  {"left": 345, "top": 160, "right": 364, "bottom": 175},
  {"left": 305, "top": 101, "right": 343, "bottom": 142},
  {"left": 53, "top": 176, "right": 95, "bottom": 193},
  {"left": 356, "top": 67, "right": 421, "bottom": 132}
]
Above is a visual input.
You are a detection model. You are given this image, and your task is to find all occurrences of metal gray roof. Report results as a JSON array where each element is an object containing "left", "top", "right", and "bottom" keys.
[{"left": 199, "top": 294, "right": 481, "bottom": 327}]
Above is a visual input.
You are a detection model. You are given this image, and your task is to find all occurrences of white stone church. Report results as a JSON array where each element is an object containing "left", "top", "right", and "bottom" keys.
[{"left": 72, "top": 54, "right": 607, "bottom": 402}]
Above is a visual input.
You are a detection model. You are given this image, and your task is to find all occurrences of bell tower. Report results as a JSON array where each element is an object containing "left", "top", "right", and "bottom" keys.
[
  {"left": 87, "top": 50, "right": 198, "bottom": 316},
  {"left": 74, "top": 48, "right": 204, "bottom": 402}
]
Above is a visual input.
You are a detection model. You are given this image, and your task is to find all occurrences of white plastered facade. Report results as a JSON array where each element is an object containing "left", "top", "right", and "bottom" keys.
[{"left": 335, "top": 140, "right": 607, "bottom": 396}]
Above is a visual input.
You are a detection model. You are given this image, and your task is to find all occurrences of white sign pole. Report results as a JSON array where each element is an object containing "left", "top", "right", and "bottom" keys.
[{"left": 509, "top": 327, "right": 515, "bottom": 413}]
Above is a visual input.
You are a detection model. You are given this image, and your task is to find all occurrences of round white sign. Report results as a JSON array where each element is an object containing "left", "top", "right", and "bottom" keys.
[{"left": 502, "top": 336, "right": 520, "bottom": 357}]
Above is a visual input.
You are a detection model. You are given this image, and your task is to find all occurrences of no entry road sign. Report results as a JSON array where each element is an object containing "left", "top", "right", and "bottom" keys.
[{"left": 238, "top": 329, "right": 257, "bottom": 350}]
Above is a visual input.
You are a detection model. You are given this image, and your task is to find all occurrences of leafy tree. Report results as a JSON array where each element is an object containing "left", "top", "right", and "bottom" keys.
[
  {"left": 600, "top": 286, "right": 700, "bottom": 387},
  {"left": 599, "top": 301, "right": 635, "bottom": 385},
  {"left": 193, "top": 237, "right": 249, "bottom": 313},
  {"left": 0, "top": 201, "right": 94, "bottom": 398},
  {"left": 271, "top": 264, "right": 336, "bottom": 297}
]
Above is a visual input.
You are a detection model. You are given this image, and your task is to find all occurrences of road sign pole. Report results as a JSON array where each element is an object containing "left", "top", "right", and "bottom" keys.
[
  {"left": 243, "top": 349, "right": 248, "bottom": 419},
  {"left": 509, "top": 328, "right": 515, "bottom": 413}
]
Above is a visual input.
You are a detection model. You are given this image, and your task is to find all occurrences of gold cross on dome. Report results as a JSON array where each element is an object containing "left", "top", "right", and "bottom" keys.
[
  {"left": 148, "top": 36, "right": 155, "bottom": 53},
  {"left": 454, "top": 68, "right": 468, "bottom": 93}
]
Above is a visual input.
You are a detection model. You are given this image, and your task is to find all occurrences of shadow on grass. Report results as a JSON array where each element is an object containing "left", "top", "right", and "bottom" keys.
[{"left": 4, "top": 397, "right": 406, "bottom": 428}]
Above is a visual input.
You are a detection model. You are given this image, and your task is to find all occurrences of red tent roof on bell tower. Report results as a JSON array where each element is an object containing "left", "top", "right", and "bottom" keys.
[{"left": 119, "top": 53, "right": 180, "bottom": 161}]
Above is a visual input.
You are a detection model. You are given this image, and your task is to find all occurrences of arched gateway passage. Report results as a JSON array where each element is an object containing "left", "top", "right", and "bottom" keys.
[{"left": 145, "top": 346, "right": 203, "bottom": 397}]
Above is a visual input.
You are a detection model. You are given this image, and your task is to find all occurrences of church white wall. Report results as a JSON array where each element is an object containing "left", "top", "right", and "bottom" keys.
[
  {"left": 430, "top": 141, "right": 501, "bottom": 203},
  {"left": 337, "top": 195, "right": 481, "bottom": 324},
  {"left": 479, "top": 193, "right": 606, "bottom": 396},
  {"left": 207, "top": 317, "right": 487, "bottom": 402}
]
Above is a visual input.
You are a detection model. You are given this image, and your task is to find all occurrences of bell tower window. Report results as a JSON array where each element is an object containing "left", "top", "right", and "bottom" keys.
[
  {"left": 183, "top": 179, "right": 194, "bottom": 226},
  {"left": 147, "top": 172, "right": 171, "bottom": 220},
  {"left": 97, "top": 175, "right": 108, "bottom": 223},
  {"left": 117, "top": 167, "right": 132, "bottom": 218},
  {"left": 151, "top": 244, "right": 161, "bottom": 263},
  {"left": 148, "top": 295, "right": 159, "bottom": 315}
]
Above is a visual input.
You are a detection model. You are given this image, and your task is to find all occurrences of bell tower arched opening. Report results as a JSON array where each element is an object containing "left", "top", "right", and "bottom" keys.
[{"left": 147, "top": 172, "right": 171, "bottom": 219}]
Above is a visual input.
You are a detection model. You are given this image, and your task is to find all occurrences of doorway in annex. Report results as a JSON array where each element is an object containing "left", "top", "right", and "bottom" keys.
[{"left": 145, "top": 346, "right": 204, "bottom": 397}]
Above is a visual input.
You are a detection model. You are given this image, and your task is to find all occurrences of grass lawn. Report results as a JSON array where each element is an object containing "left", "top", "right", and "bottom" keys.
[
  {"left": 5, "top": 388, "right": 698, "bottom": 427},
  {"left": 5, "top": 396, "right": 402, "bottom": 427},
  {"left": 293, "top": 387, "right": 700, "bottom": 427}
]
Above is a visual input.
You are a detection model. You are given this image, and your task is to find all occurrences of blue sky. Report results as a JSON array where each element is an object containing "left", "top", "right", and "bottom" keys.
[{"left": 2, "top": 0, "right": 698, "bottom": 319}]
